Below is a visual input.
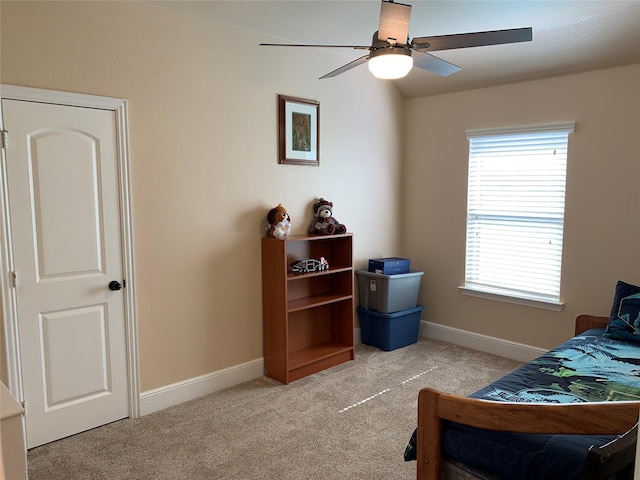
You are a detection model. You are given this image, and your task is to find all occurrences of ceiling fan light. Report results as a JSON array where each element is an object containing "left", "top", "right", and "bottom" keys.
[{"left": 368, "top": 52, "right": 413, "bottom": 79}]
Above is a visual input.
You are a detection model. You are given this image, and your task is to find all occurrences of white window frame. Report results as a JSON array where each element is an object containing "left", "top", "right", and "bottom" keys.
[{"left": 459, "top": 122, "right": 575, "bottom": 311}]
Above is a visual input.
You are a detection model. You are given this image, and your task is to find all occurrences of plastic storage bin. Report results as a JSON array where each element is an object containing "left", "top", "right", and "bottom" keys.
[
  {"left": 357, "top": 305, "right": 424, "bottom": 351},
  {"left": 368, "top": 257, "right": 410, "bottom": 275},
  {"left": 356, "top": 270, "right": 423, "bottom": 313}
]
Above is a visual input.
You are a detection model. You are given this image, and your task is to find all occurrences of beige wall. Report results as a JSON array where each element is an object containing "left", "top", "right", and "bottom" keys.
[
  {"left": 0, "top": 1, "right": 404, "bottom": 391},
  {"left": 404, "top": 64, "right": 640, "bottom": 350},
  {"left": 2, "top": 0, "right": 638, "bottom": 394}
]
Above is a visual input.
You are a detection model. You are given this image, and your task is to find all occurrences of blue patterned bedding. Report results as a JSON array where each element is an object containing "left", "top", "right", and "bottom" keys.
[{"left": 404, "top": 329, "right": 640, "bottom": 479}]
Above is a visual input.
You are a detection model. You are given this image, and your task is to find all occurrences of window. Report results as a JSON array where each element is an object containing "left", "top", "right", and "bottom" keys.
[{"left": 461, "top": 122, "right": 575, "bottom": 310}]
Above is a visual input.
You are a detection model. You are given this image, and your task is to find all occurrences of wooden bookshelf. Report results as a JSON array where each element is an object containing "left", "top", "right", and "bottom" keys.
[{"left": 261, "top": 234, "right": 355, "bottom": 384}]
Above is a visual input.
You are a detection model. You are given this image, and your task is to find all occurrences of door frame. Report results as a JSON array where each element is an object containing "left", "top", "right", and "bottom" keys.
[{"left": 0, "top": 84, "right": 140, "bottom": 419}]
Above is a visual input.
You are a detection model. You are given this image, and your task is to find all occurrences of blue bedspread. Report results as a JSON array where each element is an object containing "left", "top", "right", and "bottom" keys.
[{"left": 404, "top": 329, "right": 640, "bottom": 479}]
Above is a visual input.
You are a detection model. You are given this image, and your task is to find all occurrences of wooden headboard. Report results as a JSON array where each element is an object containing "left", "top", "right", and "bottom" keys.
[{"left": 575, "top": 314, "right": 609, "bottom": 336}]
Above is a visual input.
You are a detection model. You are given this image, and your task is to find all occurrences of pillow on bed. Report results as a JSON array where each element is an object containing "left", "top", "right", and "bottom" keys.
[{"left": 604, "top": 281, "right": 640, "bottom": 343}]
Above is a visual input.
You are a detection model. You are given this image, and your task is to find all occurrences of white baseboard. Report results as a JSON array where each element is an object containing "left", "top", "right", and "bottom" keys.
[
  {"left": 138, "top": 322, "right": 542, "bottom": 416},
  {"left": 139, "top": 358, "right": 264, "bottom": 416},
  {"left": 420, "top": 320, "right": 546, "bottom": 363},
  {"left": 356, "top": 321, "right": 543, "bottom": 362}
]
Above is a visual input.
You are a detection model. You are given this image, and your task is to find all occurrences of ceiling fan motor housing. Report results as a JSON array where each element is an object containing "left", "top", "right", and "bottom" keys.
[{"left": 370, "top": 31, "right": 412, "bottom": 59}]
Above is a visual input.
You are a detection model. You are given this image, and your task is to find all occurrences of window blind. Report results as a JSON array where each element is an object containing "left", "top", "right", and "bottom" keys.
[{"left": 464, "top": 122, "right": 575, "bottom": 302}]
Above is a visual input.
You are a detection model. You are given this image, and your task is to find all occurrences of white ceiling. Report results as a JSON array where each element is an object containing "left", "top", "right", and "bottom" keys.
[{"left": 147, "top": 0, "right": 640, "bottom": 99}]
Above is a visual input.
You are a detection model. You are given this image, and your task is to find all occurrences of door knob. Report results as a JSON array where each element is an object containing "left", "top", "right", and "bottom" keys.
[{"left": 108, "top": 280, "right": 122, "bottom": 291}]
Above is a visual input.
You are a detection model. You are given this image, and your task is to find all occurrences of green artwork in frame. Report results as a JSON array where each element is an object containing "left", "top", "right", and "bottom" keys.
[{"left": 278, "top": 95, "right": 319, "bottom": 166}]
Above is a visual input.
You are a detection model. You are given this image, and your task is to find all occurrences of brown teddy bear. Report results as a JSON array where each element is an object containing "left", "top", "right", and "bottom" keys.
[
  {"left": 266, "top": 204, "right": 291, "bottom": 238},
  {"left": 308, "top": 198, "right": 346, "bottom": 235}
]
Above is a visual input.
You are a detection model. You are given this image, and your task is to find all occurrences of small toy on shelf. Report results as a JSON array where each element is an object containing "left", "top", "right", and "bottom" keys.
[
  {"left": 289, "top": 257, "right": 329, "bottom": 274},
  {"left": 308, "top": 198, "right": 346, "bottom": 235},
  {"left": 266, "top": 204, "right": 291, "bottom": 238}
]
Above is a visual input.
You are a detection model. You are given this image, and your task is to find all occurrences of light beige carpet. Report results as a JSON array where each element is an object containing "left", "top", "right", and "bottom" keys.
[{"left": 27, "top": 338, "right": 522, "bottom": 480}]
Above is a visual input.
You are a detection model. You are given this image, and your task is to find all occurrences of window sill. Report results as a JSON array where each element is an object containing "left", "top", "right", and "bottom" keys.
[{"left": 458, "top": 285, "right": 564, "bottom": 311}]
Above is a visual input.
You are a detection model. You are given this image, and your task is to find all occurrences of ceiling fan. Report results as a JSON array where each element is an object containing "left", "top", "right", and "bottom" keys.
[{"left": 260, "top": 0, "right": 532, "bottom": 80}]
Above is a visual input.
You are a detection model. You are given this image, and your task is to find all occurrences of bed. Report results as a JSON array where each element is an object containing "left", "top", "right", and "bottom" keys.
[{"left": 404, "top": 281, "right": 640, "bottom": 480}]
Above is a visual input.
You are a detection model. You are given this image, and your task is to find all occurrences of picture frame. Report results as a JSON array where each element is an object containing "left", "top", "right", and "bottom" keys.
[{"left": 278, "top": 95, "right": 319, "bottom": 166}]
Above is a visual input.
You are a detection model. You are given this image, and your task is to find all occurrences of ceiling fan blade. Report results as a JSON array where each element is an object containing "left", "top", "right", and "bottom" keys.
[
  {"left": 412, "top": 27, "right": 532, "bottom": 51},
  {"left": 319, "top": 55, "right": 370, "bottom": 79},
  {"left": 412, "top": 51, "right": 461, "bottom": 77},
  {"left": 260, "top": 43, "right": 371, "bottom": 50},
  {"left": 378, "top": 0, "right": 411, "bottom": 45}
]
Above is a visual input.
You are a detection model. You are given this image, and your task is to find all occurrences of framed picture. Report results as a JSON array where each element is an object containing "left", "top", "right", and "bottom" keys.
[{"left": 278, "top": 95, "right": 319, "bottom": 166}]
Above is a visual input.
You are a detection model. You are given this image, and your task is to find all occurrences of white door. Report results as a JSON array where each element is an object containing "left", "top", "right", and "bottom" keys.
[{"left": 2, "top": 99, "right": 129, "bottom": 448}]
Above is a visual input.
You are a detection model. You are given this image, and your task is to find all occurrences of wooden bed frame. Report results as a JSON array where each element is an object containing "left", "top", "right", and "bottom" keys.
[{"left": 416, "top": 315, "right": 640, "bottom": 480}]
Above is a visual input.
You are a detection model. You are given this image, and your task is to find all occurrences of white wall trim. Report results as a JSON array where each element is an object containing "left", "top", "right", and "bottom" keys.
[
  {"left": 140, "top": 326, "right": 363, "bottom": 416},
  {"left": 138, "top": 323, "right": 542, "bottom": 416},
  {"left": 0, "top": 102, "right": 22, "bottom": 397},
  {"left": 458, "top": 286, "right": 564, "bottom": 312},
  {"left": 355, "top": 321, "right": 544, "bottom": 363},
  {"left": 419, "top": 321, "right": 547, "bottom": 363},
  {"left": 139, "top": 358, "right": 265, "bottom": 416},
  {"left": 0, "top": 84, "right": 126, "bottom": 109}
]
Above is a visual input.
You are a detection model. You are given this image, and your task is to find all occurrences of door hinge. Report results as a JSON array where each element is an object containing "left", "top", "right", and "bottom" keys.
[
  {"left": 1, "top": 130, "right": 7, "bottom": 150},
  {"left": 10, "top": 271, "right": 17, "bottom": 288}
]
